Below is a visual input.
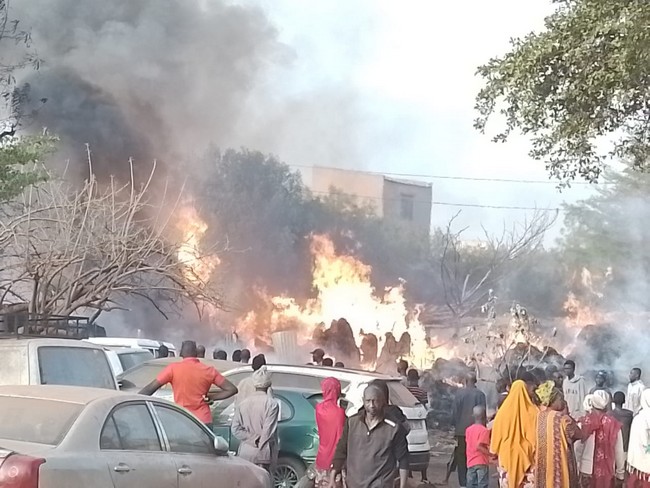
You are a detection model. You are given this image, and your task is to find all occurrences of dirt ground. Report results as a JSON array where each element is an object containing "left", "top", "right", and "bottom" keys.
[{"left": 404, "top": 429, "right": 499, "bottom": 488}]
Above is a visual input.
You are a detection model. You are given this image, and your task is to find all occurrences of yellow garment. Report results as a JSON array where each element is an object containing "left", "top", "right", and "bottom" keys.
[
  {"left": 535, "top": 381, "right": 555, "bottom": 407},
  {"left": 534, "top": 409, "right": 572, "bottom": 488},
  {"left": 491, "top": 380, "right": 539, "bottom": 488}
]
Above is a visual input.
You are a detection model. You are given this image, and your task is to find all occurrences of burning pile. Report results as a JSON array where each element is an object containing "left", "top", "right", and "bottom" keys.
[{"left": 238, "top": 234, "right": 434, "bottom": 370}]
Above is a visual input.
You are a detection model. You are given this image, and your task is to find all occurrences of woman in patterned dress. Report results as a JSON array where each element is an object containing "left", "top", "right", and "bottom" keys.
[{"left": 534, "top": 381, "right": 582, "bottom": 488}]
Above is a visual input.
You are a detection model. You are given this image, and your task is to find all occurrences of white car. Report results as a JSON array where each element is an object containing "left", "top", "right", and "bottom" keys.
[
  {"left": 0, "top": 385, "right": 271, "bottom": 488},
  {"left": 222, "top": 364, "right": 431, "bottom": 473},
  {"left": 86, "top": 337, "right": 177, "bottom": 357},
  {"left": 103, "top": 348, "right": 155, "bottom": 377}
]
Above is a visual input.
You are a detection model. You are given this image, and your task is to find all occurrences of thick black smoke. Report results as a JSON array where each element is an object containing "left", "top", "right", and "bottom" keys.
[{"left": 14, "top": 0, "right": 287, "bottom": 178}]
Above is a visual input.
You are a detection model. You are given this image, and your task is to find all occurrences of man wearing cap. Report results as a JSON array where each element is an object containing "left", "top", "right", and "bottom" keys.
[
  {"left": 232, "top": 366, "right": 280, "bottom": 471},
  {"left": 311, "top": 348, "right": 325, "bottom": 366}
]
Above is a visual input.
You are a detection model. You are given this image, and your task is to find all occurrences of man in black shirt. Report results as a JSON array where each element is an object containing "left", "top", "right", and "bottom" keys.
[
  {"left": 611, "top": 391, "right": 633, "bottom": 453},
  {"left": 452, "top": 372, "right": 487, "bottom": 488},
  {"left": 332, "top": 384, "right": 409, "bottom": 488}
]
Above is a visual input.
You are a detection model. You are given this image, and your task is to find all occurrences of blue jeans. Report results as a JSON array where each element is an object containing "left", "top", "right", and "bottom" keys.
[{"left": 467, "top": 465, "right": 489, "bottom": 488}]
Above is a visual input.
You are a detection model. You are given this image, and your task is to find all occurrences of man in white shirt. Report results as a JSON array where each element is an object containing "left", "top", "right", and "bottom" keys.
[
  {"left": 625, "top": 368, "right": 645, "bottom": 415},
  {"left": 563, "top": 359, "right": 587, "bottom": 418}
]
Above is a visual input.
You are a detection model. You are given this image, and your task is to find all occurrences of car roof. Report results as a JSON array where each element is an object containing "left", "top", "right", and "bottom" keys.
[
  {"left": 87, "top": 337, "right": 166, "bottom": 348},
  {"left": 123, "top": 357, "right": 241, "bottom": 373},
  {"left": 0, "top": 338, "right": 106, "bottom": 348},
  {"left": 228, "top": 363, "right": 399, "bottom": 382},
  {"left": 0, "top": 385, "right": 127, "bottom": 405}
]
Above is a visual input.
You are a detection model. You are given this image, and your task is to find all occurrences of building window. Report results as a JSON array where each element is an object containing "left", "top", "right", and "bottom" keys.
[{"left": 400, "top": 194, "right": 414, "bottom": 221}]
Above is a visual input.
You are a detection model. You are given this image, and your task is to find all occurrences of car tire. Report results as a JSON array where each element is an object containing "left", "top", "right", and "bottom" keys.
[{"left": 273, "top": 456, "right": 305, "bottom": 488}]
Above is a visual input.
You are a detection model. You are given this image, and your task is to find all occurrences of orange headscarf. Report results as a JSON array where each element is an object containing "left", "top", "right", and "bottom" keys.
[{"left": 490, "top": 380, "right": 538, "bottom": 487}]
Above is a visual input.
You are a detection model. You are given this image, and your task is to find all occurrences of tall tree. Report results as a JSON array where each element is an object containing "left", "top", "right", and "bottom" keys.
[
  {"left": 475, "top": 0, "right": 650, "bottom": 184},
  {"left": 560, "top": 167, "right": 650, "bottom": 308},
  {"left": 0, "top": 1, "right": 51, "bottom": 200}
]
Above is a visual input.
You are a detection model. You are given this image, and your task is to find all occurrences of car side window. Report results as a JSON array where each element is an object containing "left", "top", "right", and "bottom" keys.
[
  {"left": 278, "top": 397, "right": 292, "bottom": 422},
  {"left": 155, "top": 406, "right": 214, "bottom": 456},
  {"left": 101, "top": 404, "right": 161, "bottom": 451}
]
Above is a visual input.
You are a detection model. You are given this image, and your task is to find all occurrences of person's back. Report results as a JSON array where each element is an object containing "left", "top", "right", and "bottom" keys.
[
  {"left": 315, "top": 378, "right": 345, "bottom": 471},
  {"left": 159, "top": 358, "right": 224, "bottom": 421},
  {"left": 465, "top": 406, "right": 490, "bottom": 488},
  {"left": 233, "top": 391, "right": 279, "bottom": 464},
  {"left": 232, "top": 367, "right": 279, "bottom": 468},
  {"left": 611, "top": 391, "right": 633, "bottom": 452},
  {"left": 453, "top": 385, "right": 487, "bottom": 435}
]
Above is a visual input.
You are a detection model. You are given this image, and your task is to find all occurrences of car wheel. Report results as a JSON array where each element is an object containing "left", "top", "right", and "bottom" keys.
[{"left": 273, "top": 456, "right": 305, "bottom": 488}]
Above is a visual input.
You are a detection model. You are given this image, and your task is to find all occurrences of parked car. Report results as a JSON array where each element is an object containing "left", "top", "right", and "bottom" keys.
[
  {"left": 221, "top": 364, "right": 431, "bottom": 473},
  {"left": 213, "top": 387, "right": 343, "bottom": 488},
  {"left": 0, "top": 385, "right": 271, "bottom": 488},
  {"left": 117, "top": 357, "right": 241, "bottom": 398},
  {"left": 0, "top": 337, "right": 118, "bottom": 389},
  {"left": 103, "top": 347, "right": 155, "bottom": 377},
  {"left": 86, "top": 337, "right": 177, "bottom": 357}
]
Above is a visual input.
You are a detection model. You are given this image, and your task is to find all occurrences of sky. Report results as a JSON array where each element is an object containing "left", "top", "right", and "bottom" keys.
[{"left": 244, "top": 0, "right": 596, "bottom": 242}]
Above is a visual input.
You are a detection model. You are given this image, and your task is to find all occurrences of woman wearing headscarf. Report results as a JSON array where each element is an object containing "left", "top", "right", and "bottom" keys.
[
  {"left": 627, "top": 389, "right": 650, "bottom": 487},
  {"left": 314, "top": 378, "right": 345, "bottom": 488},
  {"left": 490, "top": 380, "right": 539, "bottom": 488},
  {"left": 578, "top": 390, "right": 625, "bottom": 488},
  {"left": 232, "top": 366, "right": 280, "bottom": 471},
  {"left": 534, "top": 381, "right": 582, "bottom": 488}
]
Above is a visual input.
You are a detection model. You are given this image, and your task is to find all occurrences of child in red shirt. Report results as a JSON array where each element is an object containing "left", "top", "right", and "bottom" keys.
[{"left": 465, "top": 405, "right": 491, "bottom": 488}]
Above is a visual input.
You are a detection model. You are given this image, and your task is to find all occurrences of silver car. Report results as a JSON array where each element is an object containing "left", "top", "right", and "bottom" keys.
[{"left": 0, "top": 385, "right": 270, "bottom": 488}]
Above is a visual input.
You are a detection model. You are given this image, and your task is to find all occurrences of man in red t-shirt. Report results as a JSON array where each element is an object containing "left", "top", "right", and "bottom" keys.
[
  {"left": 465, "top": 405, "right": 491, "bottom": 488},
  {"left": 140, "top": 340, "right": 238, "bottom": 429}
]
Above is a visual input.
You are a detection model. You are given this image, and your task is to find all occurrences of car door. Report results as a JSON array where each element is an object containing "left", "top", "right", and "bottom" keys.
[
  {"left": 153, "top": 404, "right": 265, "bottom": 488},
  {"left": 99, "top": 402, "right": 177, "bottom": 488}
]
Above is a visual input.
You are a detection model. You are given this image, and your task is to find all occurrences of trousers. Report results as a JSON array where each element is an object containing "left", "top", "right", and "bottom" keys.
[
  {"left": 454, "top": 435, "right": 468, "bottom": 487},
  {"left": 467, "top": 465, "right": 489, "bottom": 488}
]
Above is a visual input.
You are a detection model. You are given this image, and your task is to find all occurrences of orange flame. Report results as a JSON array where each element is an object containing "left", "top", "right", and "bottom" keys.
[
  {"left": 176, "top": 205, "right": 220, "bottom": 285},
  {"left": 563, "top": 291, "right": 601, "bottom": 332},
  {"left": 238, "top": 235, "right": 434, "bottom": 369}
]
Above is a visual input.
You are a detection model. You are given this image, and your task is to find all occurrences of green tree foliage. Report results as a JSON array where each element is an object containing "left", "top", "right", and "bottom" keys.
[
  {"left": 560, "top": 168, "right": 650, "bottom": 307},
  {"left": 0, "top": 1, "right": 50, "bottom": 200},
  {"left": 475, "top": 0, "right": 650, "bottom": 184},
  {"left": 195, "top": 149, "right": 435, "bottom": 304},
  {"left": 0, "top": 135, "right": 55, "bottom": 201}
]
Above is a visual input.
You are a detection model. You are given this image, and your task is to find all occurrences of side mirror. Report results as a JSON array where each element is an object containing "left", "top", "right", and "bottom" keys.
[{"left": 214, "top": 436, "right": 229, "bottom": 455}]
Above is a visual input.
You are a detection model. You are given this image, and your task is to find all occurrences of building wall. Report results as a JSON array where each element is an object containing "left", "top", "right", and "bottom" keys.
[
  {"left": 310, "top": 167, "right": 385, "bottom": 217},
  {"left": 382, "top": 177, "right": 432, "bottom": 232},
  {"left": 308, "top": 167, "right": 432, "bottom": 232}
]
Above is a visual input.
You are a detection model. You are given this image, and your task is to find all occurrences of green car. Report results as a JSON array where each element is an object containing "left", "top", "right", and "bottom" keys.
[{"left": 212, "top": 387, "right": 330, "bottom": 488}]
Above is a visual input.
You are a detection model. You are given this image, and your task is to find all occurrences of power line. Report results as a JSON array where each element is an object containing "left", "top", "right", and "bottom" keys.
[
  {"left": 290, "top": 163, "right": 606, "bottom": 186},
  {"left": 309, "top": 189, "right": 562, "bottom": 212}
]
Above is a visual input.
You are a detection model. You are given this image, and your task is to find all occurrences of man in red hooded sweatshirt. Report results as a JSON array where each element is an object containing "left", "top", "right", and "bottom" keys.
[{"left": 315, "top": 377, "right": 346, "bottom": 488}]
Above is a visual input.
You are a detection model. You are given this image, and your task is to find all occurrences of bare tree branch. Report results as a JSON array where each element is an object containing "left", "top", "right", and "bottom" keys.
[{"left": 0, "top": 159, "right": 227, "bottom": 319}]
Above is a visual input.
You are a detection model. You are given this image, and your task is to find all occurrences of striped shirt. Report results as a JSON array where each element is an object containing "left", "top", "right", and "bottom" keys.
[{"left": 407, "top": 386, "right": 428, "bottom": 406}]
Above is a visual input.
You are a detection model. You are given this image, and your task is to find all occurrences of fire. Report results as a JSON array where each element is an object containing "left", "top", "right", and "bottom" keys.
[
  {"left": 239, "top": 234, "right": 434, "bottom": 369},
  {"left": 563, "top": 291, "right": 602, "bottom": 332},
  {"left": 176, "top": 205, "right": 219, "bottom": 284}
]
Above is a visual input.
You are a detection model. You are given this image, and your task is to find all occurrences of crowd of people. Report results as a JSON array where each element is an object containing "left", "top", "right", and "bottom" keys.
[
  {"left": 141, "top": 340, "right": 412, "bottom": 488},
  {"left": 449, "top": 360, "right": 650, "bottom": 488}
]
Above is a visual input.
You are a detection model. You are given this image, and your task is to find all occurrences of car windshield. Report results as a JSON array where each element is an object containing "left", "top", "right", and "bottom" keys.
[
  {"left": 38, "top": 346, "right": 116, "bottom": 389},
  {"left": 119, "top": 351, "right": 154, "bottom": 372},
  {"left": 0, "top": 397, "right": 83, "bottom": 445},
  {"left": 118, "top": 363, "right": 166, "bottom": 388}
]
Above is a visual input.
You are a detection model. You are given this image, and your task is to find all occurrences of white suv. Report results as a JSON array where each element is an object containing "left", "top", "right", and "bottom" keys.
[{"left": 223, "top": 364, "right": 430, "bottom": 473}]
